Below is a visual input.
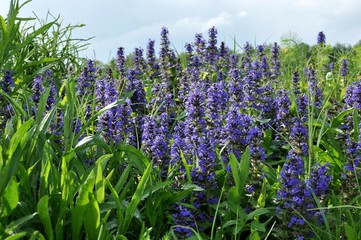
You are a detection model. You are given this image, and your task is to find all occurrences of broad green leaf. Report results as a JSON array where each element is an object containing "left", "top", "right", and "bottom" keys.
[
  {"left": 239, "top": 147, "right": 250, "bottom": 195},
  {"left": 250, "top": 228, "right": 261, "bottom": 240},
  {"left": 84, "top": 193, "right": 100, "bottom": 240},
  {"left": 71, "top": 173, "right": 95, "bottom": 239},
  {"left": 0, "top": 119, "right": 33, "bottom": 196},
  {"left": 345, "top": 224, "right": 357, "bottom": 240},
  {"left": 257, "top": 179, "right": 267, "bottom": 208},
  {"left": 1, "top": 177, "right": 19, "bottom": 217},
  {"left": 246, "top": 208, "right": 270, "bottom": 221},
  {"left": 95, "top": 161, "right": 105, "bottom": 203},
  {"left": 0, "top": 15, "right": 8, "bottom": 38},
  {"left": 228, "top": 186, "right": 241, "bottom": 214},
  {"left": 119, "top": 144, "right": 148, "bottom": 172},
  {"left": 250, "top": 221, "right": 266, "bottom": 232},
  {"left": 37, "top": 196, "right": 53, "bottom": 240},
  {"left": 229, "top": 153, "right": 241, "bottom": 190}
]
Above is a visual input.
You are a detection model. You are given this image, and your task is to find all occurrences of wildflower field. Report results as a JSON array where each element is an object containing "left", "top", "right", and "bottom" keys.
[{"left": 2, "top": 1, "right": 361, "bottom": 239}]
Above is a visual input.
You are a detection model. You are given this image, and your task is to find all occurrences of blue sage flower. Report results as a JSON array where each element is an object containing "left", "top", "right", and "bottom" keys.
[
  {"left": 206, "top": 26, "right": 218, "bottom": 65},
  {"left": 77, "top": 60, "right": 97, "bottom": 96},
  {"left": 317, "top": 31, "right": 326, "bottom": 46},
  {"left": 340, "top": 59, "right": 349, "bottom": 77},
  {"left": 116, "top": 47, "right": 126, "bottom": 77},
  {"left": 270, "top": 42, "right": 281, "bottom": 80}
]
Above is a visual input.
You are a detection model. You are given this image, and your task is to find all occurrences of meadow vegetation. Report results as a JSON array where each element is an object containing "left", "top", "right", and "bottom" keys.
[{"left": 2, "top": 1, "right": 361, "bottom": 239}]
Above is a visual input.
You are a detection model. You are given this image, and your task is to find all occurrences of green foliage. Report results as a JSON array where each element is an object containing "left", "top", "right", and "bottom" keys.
[{"left": 0, "top": 0, "right": 89, "bottom": 86}]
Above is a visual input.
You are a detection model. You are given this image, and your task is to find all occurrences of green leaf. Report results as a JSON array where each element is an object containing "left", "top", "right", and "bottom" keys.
[
  {"left": 180, "top": 149, "right": 192, "bottom": 184},
  {"left": 71, "top": 173, "right": 95, "bottom": 239},
  {"left": 74, "top": 136, "right": 93, "bottom": 149},
  {"left": 229, "top": 153, "right": 241, "bottom": 190},
  {"left": 228, "top": 186, "right": 241, "bottom": 213},
  {"left": 239, "top": 147, "right": 250, "bottom": 194},
  {"left": 84, "top": 193, "right": 101, "bottom": 240},
  {"left": 5, "top": 213, "right": 38, "bottom": 234},
  {"left": 250, "top": 228, "right": 261, "bottom": 240},
  {"left": 105, "top": 178, "right": 124, "bottom": 228},
  {"left": 330, "top": 108, "right": 353, "bottom": 129},
  {"left": 250, "top": 221, "right": 266, "bottom": 232},
  {"left": 119, "top": 145, "right": 148, "bottom": 173},
  {"left": 345, "top": 224, "right": 358, "bottom": 240},
  {"left": 0, "top": 119, "right": 33, "bottom": 196},
  {"left": 0, "top": 89, "right": 27, "bottom": 118},
  {"left": 141, "top": 181, "right": 173, "bottom": 200},
  {"left": 95, "top": 161, "right": 105, "bottom": 203},
  {"left": 119, "top": 164, "right": 151, "bottom": 235},
  {"left": 37, "top": 195, "right": 53, "bottom": 240},
  {"left": 246, "top": 208, "right": 270, "bottom": 221},
  {"left": 4, "top": 232, "right": 28, "bottom": 240},
  {"left": 1, "top": 177, "right": 19, "bottom": 217}
]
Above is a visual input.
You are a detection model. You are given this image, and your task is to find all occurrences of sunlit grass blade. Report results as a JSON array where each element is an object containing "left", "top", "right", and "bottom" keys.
[
  {"left": 37, "top": 195, "right": 53, "bottom": 240},
  {"left": 119, "top": 163, "right": 152, "bottom": 235}
]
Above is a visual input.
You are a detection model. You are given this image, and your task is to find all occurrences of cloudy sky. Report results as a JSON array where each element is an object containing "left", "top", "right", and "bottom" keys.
[{"left": 1, "top": 0, "right": 361, "bottom": 63}]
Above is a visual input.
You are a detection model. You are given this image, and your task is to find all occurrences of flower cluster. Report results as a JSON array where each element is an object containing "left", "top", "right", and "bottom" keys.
[
  {"left": 317, "top": 31, "right": 326, "bottom": 46},
  {"left": 278, "top": 119, "right": 331, "bottom": 239},
  {"left": 0, "top": 70, "right": 14, "bottom": 127}
]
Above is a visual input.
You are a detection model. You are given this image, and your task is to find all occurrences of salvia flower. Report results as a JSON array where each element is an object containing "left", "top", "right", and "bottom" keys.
[
  {"left": 0, "top": 70, "right": 15, "bottom": 127},
  {"left": 270, "top": 42, "right": 281, "bottom": 80},
  {"left": 159, "top": 27, "right": 172, "bottom": 70},
  {"left": 77, "top": 59, "right": 97, "bottom": 96},
  {"left": 146, "top": 39, "right": 159, "bottom": 77},
  {"left": 1, "top": 70, "right": 14, "bottom": 94},
  {"left": 296, "top": 93, "right": 309, "bottom": 121},
  {"left": 172, "top": 204, "right": 195, "bottom": 238},
  {"left": 31, "top": 75, "right": 44, "bottom": 107},
  {"left": 126, "top": 68, "right": 146, "bottom": 110},
  {"left": 275, "top": 89, "right": 292, "bottom": 134},
  {"left": 317, "top": 31, "right": 326, "bottom": 46},
  {"left": 194, "top": 33, "right": 206, "bottom": 57},
  {"left": 206, "top": 26, "right": 218, "bottom": 65},
  {"left": 340, "top": 59, "right": 349, "bottom": 77},
  {"left": 206, "top": 81, "right": 229, "bottom": 144},
  {"left": 116, "top": 47, "right": 126, "bottom": 77},
  {"left": 308, "top": 68, "right": 323, "bottom": 110},
  {"left": 278, "top": 118, "right": 331, "bottom": 238},
  {"left": 242, "top": 41, "right": 253, "bottom": 74},
  {"left": 133, "top": 47, "right": 146, "bottom": 73},
  {"left": 256, "top": 44, "right": 270, "bottom": 78},
  {"left": 224, "top": 104, "right": 253, "bottom": 160},
  {"left": 307, "top": 163, "right": 331, "bottom": 198},
  {"left": 292, "top": 71, "right": 301, "bottom": 95},
  {"left": 142, "top": 114, "right": 170, "bottom": 177},
  {"left": 342, "top": 135, "right": 361, "bottom": 202}
]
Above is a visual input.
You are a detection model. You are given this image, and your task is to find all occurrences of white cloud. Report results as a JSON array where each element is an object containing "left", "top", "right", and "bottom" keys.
[
  {"left": 174, "top": 12, "right": 233, "bottom": 32},
  {"left": 205, "top": 12, "right": 233, "bottom": 29},
  {"left": 237, "top": 11, "right": 248, "bottom": 18}
]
